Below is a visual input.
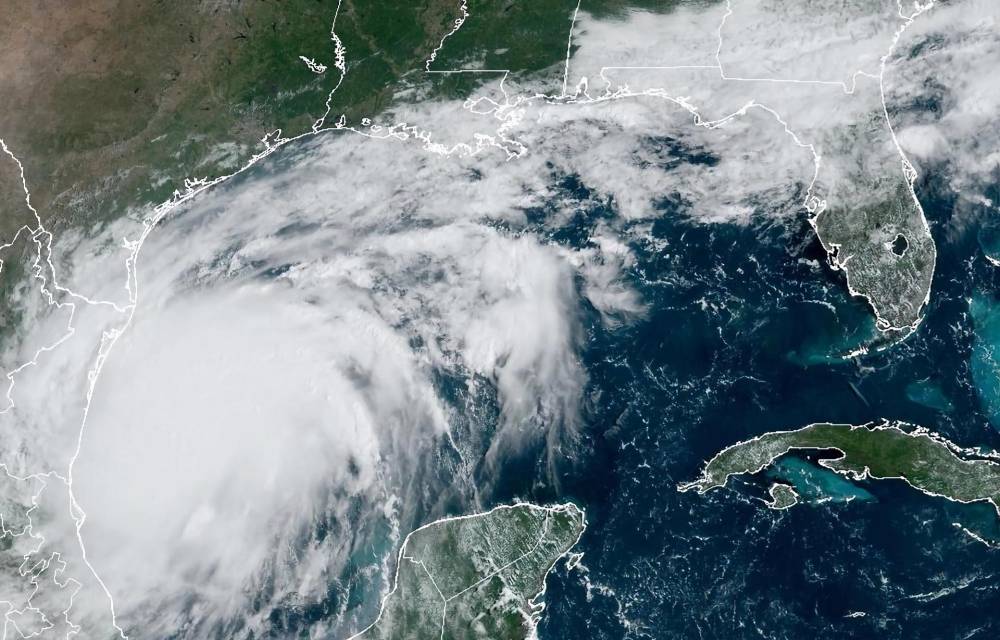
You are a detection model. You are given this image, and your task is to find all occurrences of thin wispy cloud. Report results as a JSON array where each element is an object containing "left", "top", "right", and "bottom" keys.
[{"left": 0, "top": 0, "right": 995, "bottom": 636}]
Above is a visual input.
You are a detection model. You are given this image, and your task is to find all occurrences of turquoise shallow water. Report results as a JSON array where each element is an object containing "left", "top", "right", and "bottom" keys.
[
  {"left": 767, "top": 457, "right": 875, "bottom": 504},
  {"left": 784, "top": 302, "right": 879, "bottom": 366},
  {"left": 905, "top": 379, "right": 955, "bottom": 413},
  {"left": 976, "top": 224, "right": 1000, "bottom": 265},
  {"left": 970, "top": 295, "right": 1000, "bottom": 429}
]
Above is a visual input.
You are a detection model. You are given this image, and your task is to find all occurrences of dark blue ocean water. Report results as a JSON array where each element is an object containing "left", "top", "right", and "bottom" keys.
[
  {"left": 242, "top": 130, "right": 1000, "bottom": 639},
  {"left": 500, "top": 165, "right": 1000, "bottom": 639}
]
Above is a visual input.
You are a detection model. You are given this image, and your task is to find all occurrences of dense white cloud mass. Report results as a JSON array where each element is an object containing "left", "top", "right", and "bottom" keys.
[
  {"left": 568, "top": 3, "right": 725, "bottom": 83},
  {"left": 8, "top": 90, "right": 818, "bottom": 635},
  {"left": 718, "top": 0, "right": 903, "bottom": 86},
  {"left": 565, "top": 7, "right": 904, "bottom": 200},
  {"left": 67, "top": 126, "right": 632, "bottom": 634},
  {"left": 886, "top": 0, "right": 1000, "bottom": 197},
  {"left": 0, "top": 0, "right": 996, "bottom": 637}
]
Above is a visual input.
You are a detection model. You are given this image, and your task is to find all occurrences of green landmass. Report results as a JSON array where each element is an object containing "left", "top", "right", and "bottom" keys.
[
  {"left": 765, "top": 483, "right": 800, "bottom": 510},
  {"left": 814, "top": 180, "right": 935, "bottom": 334},
  {"left": 0, "top": 0, "right": 931, "bottom": 353},
  {"left": 811, "top": 103, "right": 937, "bottom": 337},
  {"left": 679, "top": 421, "right": 1000, "bottom": 518},
  {"left": 426, "top": 0, "right": 581, "bottom": 96},
  {"left": 0, "top": 0, "right": 702, "bottom": 241},
  {"left": 0, "top": 0, "right": 470, "bottom": 239},
  {"left": 421, "top": 0, "right": 722, "bottom": 99},
  {"left": 429, "top": 0, "right": 709, "bottom": 75},
  {"left": 0, "top": 0, "right": 723, "bottom": 353},
  {"left": 0, "top": 0, "right": 473, "bottom": 353},
  {"left": 355, "top": 502, "right": 585, "bottom": 640}
]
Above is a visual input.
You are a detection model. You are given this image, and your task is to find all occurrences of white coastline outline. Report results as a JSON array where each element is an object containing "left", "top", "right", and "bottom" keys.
[
  {"left": 0, "top": 0, "right": 953, "bottom": 634},
  {"left": 424, "top": 0, "right": 937, "bottom": 341},
  {"left": 345, "top": 502, "right": 586, "bottom": 640},
  {"left": 763, "top": 482, "right": 801, "bottom": 511},
  {"left": 678, "top": 419, "right": 1000, "bottom": 546}
]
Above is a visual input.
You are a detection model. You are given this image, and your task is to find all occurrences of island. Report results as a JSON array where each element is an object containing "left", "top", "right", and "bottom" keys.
[
  {"left": 679, "top": 421, "right": 1000, "bottom": 519},
  {"left": 353, "top": 502, "right": 586, "bottom": 640},
  {"left": 764, "top": 483, "right": 801, "bottom": 510}
]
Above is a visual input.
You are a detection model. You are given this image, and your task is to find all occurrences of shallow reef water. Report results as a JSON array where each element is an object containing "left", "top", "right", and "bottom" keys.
[
  {"left": 521, "top": 166, "right": 1000, "bottom": 638},
  {"left": 767, "top": 457, "right": 875, "bottom": 505},
  {"left": 970, "top": 295, "right": 1000, "bottom": 430}
]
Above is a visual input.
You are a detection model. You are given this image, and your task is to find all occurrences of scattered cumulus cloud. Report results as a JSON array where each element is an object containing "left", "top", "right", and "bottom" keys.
[{"left": 0, "top": 0, "right": 995, "bottom": 636}]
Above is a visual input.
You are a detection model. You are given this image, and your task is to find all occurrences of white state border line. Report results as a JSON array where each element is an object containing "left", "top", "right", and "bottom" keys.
[
  {"left": 561, "top": 0, "right": 583, "bottom": 97},
  {"left": 420, "top": 0, "right": 936, "bottom": 339},
  {"left": 0, "top": 465, "right": 83, "bottom": 640},
  {"left": 425, "top": 0, "right": 469, "bottom": 73},
  {"left": 0, "top": 0, "right": 942, "bottom": 634},
  {"left": 346, "top": 502, "right": 586, "bottom": 640},
  {"left": 408, "top": 509, "right": 557, "bottom": 640}
]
